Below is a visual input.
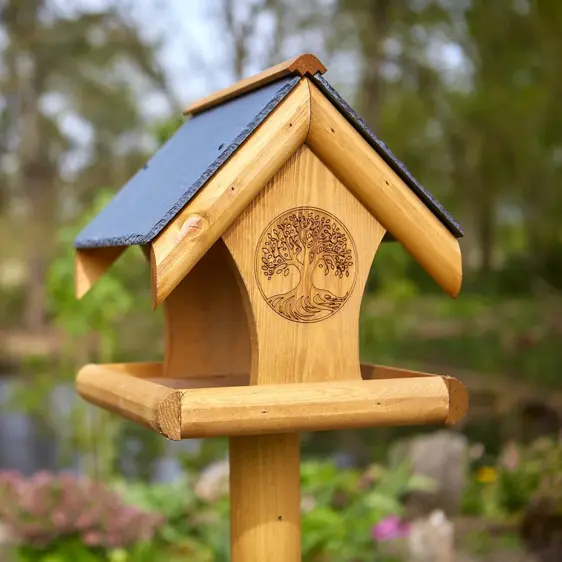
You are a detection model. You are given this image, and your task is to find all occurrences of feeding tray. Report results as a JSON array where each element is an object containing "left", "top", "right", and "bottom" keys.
[
  {"left": 73, "top": 53, "right": 468, "bottom": 562},
  {"left": 77, "top": 361, "right": 467, "bottom": 441}
]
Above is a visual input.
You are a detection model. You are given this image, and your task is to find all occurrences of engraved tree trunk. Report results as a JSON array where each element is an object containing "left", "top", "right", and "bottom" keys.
[{"left": 260, "top": 210, "right": 354, "bottom": 322}]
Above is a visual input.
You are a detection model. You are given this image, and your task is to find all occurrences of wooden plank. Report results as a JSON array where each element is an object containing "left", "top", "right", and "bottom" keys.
[
  {"left": 184, "top": 53, "right": 326, "bottom": 116},
  {"left": 361, "top": 363, "right": 438, "bottom": 380},
  {"left": 162, "top": 241, "right": 251, "bottom": 379},
  {"left": 310, "top": 73, "right": 463, "bottom": 239},
  {"left": 75, "top": 363, "right": 468, "bottom": 439},
  {"left": 445, "top": 376, "right": 470, "bottom": 424},
  {"left": 98, "top": 361, "right": 163, "bottom": 378},
  {"left": 179, "top": 376, "right": 464, "bottom": 437},
  {"left": 75, "top": 246, "right": 126, "bottom": 299},
  {"left": 223, "top": 145, "right": 387, "bottom": 385},
  {"left": 76, "top": 364, "right": 182, "bottom": 440},
  {"left": 145, "top": 375, "right": 248, "bottom": 389},
  {"left": 122, "top": 362, "right": 450, "bottom": 387},
  {"left": 306, "top": 81, "right": 463, "bottom": 298},
  {"left": 151, "top": 79, "right": 311, "bottom": 306},
  {"left": 230, "top": 434, "right": 300, "bottom": 562}
]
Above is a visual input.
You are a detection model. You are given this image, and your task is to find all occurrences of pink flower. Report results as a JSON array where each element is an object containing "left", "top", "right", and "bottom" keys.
[
  {"left": 76, "top": 514, "right": 94, "bottom": 530},
  {"left": 83, "top": 532, "right": 103, "bottom": 546},
  {"left": 372, "top": 515, "right": 410, "bottom": 542},
  {"left": 51, "top": 510, "right": 66, "bottom": 527},
  {"left": 0, "top": 470, "right": 163, "bottom": 549}
]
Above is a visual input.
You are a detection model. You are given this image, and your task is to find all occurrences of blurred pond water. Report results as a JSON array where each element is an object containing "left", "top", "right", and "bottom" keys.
[{"left": 0, "top": 375, "right": 195, "bottom": 480}]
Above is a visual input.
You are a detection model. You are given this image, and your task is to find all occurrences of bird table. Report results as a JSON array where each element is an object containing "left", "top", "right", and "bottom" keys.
[{"left": 74, "top": 54, "right": 468, "bottom": 562}]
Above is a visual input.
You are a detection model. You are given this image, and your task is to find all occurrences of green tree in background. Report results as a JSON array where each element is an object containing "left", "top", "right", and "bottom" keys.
[{"left": 0, "top": 0, "right": 176, "bottom": 330}]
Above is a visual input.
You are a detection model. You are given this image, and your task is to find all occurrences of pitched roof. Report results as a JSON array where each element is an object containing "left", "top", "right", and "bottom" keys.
[
  {"left": 74, "top": 64, "right": 462, "bottom": 250},
  {"left": 74, "top": 75, "right": 301, "bottom": 249}
]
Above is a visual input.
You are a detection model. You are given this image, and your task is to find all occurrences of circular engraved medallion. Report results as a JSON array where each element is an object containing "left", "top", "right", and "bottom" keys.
[{"left": 255, "top": 207, "right": 357, "bottom": 323}]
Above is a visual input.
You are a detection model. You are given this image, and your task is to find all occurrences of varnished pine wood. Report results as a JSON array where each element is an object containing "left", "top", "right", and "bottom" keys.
[
  {"left": 113, "top": 361, "right": 455, "bottom": 387},
  {"left": 180, "top": 376, "right": 463, "bottom": 437},
  {"left": 230, "top": 434, "right": 300, "bottom": 562},
  {"left": 163, "top": 240, "right": 251, "bottom": 379},
  {"left": 183, "top": 53, "right": 325, "bottom": 115},
  {"left": 76, "top": 363, "right": 181, "bottom": 440},
  {"left": 306, "top": 81, "right": 463, "bottom": 298},
  {"left": 101, "top": 361, "right": 163, "bottom": 378},
  {"left": 223, "top": 145, "right": 387, "bottom": 385},
  {"left": 361, "top": 363, "right": 440, "bottom": 380},
  {"left": 146, "top": 375, "right": 248, "bottom": 389},
  {"left": 445, "top": 376, "right": 470, "bottom": 425},
  {"left": 152, "top": 79, "right": 311, "bottom": 306},
  {"left": 75, "top": 246, "right": 126, "bottom": 299},
  {"left": 75, "top": 363, "right": 468, "bottom": 439}
]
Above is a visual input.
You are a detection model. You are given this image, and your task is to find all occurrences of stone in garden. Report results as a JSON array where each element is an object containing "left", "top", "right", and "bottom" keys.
[
  {"left": 0, "top": 522, "right": 17, "bottom": 562},
  {"left": 408, "top": 510, "right": 455, "bottom": 562},
  {"left": 391, "top": 430, "right": 469, "bottom": 517},
  {"left": 194, "top": 459, "right": 230, "bottom": 502}
]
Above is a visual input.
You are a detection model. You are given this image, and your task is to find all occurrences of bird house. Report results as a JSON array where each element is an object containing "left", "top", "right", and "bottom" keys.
[{"left": 74, "top": 54, "right": 468, "bottom": 562}]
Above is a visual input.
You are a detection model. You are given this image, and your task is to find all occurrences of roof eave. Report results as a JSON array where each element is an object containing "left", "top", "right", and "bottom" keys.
[
  {"left": 305, "top": 80, "right": 463, "bottom": 298},
  {"left": 150, "top": 79, "right": 312, "bottom": 307}
]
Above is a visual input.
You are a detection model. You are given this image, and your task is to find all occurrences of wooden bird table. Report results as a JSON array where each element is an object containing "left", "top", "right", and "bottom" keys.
[{"left": 73, "top": 54, "right": 468, "bottom": 562}]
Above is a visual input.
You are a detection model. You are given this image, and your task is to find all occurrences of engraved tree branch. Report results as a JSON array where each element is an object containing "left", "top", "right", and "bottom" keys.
[{"left": 260, "top": 210, "right": 354, "bottom": 321}]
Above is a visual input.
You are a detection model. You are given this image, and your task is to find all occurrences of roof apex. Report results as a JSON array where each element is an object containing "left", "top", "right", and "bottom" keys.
[
  {"left": 183, "top": 53, "right": 326, "bottom": 116},
  {"left": 74, "top": 56, "right": 463, "bottom": 302}
]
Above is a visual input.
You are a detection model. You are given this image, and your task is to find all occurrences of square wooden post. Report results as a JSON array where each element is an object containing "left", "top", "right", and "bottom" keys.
[{"left": 230, "top": 434, "right": 301, "bottom": 561}]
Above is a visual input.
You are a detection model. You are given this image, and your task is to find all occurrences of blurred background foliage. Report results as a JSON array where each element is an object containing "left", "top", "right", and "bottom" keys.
[{"left": 1, "top": 0, "right": 562, "bottom": 560}]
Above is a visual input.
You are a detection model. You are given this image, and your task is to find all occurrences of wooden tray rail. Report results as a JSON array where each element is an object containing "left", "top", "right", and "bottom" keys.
[{"left": 76, "top": 362, "right": 468, "bottom": 441}]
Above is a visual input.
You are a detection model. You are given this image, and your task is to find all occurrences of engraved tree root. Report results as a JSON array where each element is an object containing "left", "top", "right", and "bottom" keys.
[
  {"left": 259, "top": 208, "right": 355, "bottom": 322},
  {"left": 267, "top": 285, "right": 348, "bottom": 322}
]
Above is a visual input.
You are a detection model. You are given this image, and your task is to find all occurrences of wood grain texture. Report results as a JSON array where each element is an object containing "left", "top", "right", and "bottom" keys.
[
  {"left": 306, "top": 81, "right": 463, "bottom": 298},
  {"left": 179, "top": 376, "right": 460, "bottom": 437},
  {"left": 76, "top": 363, "right": 181, "bottom": 440},
  {"left": 361, "top": 363, "right": 440, "bottom": 380},
  {"left": 309, "top": 73, "right": 463, "bottom": 239},
  {"left": 115, "top": 361, "right": 459, "bottom": 388},
  {"left": 99, "top": 361, "right": 163, "bottom": 378},
  {"left": 162, "top": 240, "right": 251, "bottom": 378},
  {"left": 145, "top": 375, "right": 248, "bottom": 389},
  {"left": 445, "top": 376, "right": 470, "bottom": 425},
  {"left": 223, "top": 145, "right": 387, "bottom": 385},
  {"left": 75, "top": 364, "right": 469, "bottom": 438},
  {"left": 184, "top": 53, "right": 325, "bottom": 116},
  {"left": 230, "top": 434, "right": 300, "bottom": 562},
  {"left": 75, "top": 246, "right": 126, "bottom": 299},
  {"left": 152, "top": 79, "right": 311, "bottom": 306}
]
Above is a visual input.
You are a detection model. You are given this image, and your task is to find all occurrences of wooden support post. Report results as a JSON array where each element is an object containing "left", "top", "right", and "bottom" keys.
[{"left": 230, "top": 433, "right": 301, "bottom": 562}]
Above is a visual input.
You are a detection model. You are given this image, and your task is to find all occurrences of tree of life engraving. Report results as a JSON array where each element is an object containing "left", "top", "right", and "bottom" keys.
[{"left": 255, "top": 207, "right": 357, "bottom": 323}]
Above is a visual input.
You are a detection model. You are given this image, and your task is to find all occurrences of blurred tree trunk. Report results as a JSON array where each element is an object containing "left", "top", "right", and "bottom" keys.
[
  {"left": 1, "top": 0, "right": 175, "bottom": 330},
  {"left": 354, "top": 0, "right": 394, "bottom": 132},
  {"left": 9, "top": 0, "right": 52, "bottom": 330}
]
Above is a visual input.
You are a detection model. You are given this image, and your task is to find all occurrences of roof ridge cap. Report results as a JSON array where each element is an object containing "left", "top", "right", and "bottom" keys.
[{"left": 183, "top": 53, "right": 326, "bottom": 116}]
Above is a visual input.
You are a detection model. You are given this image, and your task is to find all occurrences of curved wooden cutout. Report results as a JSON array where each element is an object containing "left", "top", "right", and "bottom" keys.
[
  {"left": 162, "top": 239, "right": 252, "bottom": 379},
  {"left": 223, "top": 145, "right": 387, "bottom": 385}
]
